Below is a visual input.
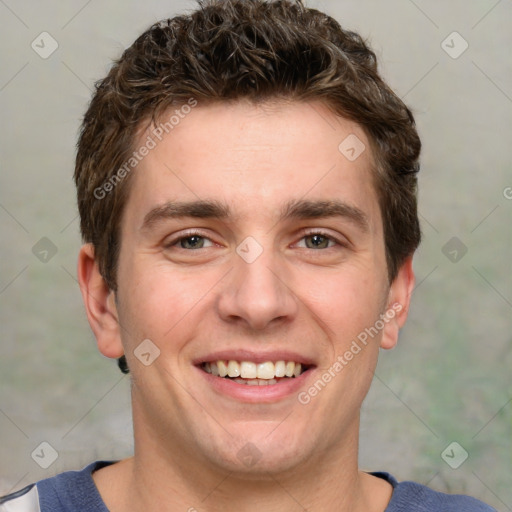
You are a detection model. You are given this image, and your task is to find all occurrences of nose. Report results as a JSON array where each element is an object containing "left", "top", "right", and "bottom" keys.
[{"left": 216, "top": 245, "right": 298, "bottom": 331}]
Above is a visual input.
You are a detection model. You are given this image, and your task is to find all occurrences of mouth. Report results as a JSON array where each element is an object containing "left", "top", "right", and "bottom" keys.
[{"left": 199, "top": 359, "right": 312, "bottom": 386}]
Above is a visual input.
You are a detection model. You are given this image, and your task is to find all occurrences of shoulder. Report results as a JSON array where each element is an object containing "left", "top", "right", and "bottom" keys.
[
  {"left": 371, "top": 472, "right": 496, "bottom": 512},
  {"left": 0, "top": 461, "right": 114, "bottom": 512}
]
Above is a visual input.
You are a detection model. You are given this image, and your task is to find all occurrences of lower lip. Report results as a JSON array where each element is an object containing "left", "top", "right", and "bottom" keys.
[{"left": 195, "top": 366, "right": 314, "bottom": 403}]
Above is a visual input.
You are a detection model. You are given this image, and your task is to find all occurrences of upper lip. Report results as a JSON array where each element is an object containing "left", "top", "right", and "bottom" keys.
[{"left": 193, "top": 349, "right": 317, "bottom": 366}]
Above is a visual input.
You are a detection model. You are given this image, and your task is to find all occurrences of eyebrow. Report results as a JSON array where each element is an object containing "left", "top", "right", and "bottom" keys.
[
  {"left": 141, "top": 198, "right": 369, "bottom": 233},
  {"left": 142, "top": 200, "right": 230, "bottom": 230},
  {"left": 281, "top": 199, "right": 369, "bottom": 232}
]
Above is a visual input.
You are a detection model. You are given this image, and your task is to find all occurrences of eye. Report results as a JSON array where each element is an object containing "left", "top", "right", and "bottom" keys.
[
  {"left": 166, "top": 231, "right": 215, "bottom": 250},
  {"left": 296, "top": 231, "right": 341, "bottom": 250}
]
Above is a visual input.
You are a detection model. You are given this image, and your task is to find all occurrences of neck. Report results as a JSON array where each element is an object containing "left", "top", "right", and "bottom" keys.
[{"left": 94, "top": 413, "right": 392, "bottom": 512}]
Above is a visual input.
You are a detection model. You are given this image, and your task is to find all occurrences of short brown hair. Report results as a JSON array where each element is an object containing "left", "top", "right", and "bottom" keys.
[{"left": 75, "top": 0, "right": 421, "bottom": 370}]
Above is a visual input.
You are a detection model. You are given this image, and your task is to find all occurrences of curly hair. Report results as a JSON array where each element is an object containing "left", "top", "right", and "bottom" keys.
[{"left": 74, "top": 0, "right": 421, "bottom": 374}]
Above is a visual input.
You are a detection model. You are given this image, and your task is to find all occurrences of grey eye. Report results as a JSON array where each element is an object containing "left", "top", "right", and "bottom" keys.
[
  {"left": 304, "top": 234, "right": 332, "bottom": 249},
  {"left": 180, "top": 235, "right": 207, "bottom": 249}
]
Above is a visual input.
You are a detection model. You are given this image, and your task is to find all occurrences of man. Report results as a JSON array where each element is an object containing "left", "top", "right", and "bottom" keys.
[{"left": 0, "top": 0, "right": 495, "bottom": 510}]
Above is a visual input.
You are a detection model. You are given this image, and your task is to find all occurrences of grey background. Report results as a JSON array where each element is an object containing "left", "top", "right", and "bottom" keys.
[{"left": 0, "top": 0, "right": 510, "bottom": 509}]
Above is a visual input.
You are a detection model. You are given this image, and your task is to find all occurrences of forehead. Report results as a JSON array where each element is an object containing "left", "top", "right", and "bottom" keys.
[{"left": 125, "top": 100, "right": 381, "bottom": 232}]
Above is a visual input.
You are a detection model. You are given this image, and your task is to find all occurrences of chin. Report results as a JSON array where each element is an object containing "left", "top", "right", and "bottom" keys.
[{"left": 199, "top": 426, "right": 313, "bottom": 478}]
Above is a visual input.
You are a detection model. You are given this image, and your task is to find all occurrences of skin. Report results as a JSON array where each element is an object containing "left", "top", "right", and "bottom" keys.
[{"left": 78, "top": 99, "right": 415, "bottom": 511}]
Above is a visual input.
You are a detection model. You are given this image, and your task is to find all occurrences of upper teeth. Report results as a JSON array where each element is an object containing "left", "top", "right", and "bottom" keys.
[{"left": 203, "top": 360, "right": 303, "bottom": 379}]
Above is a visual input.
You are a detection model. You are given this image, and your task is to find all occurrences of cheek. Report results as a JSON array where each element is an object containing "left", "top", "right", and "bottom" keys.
[
  {"left": 302, "top": 267, "right": 386, "bottom": 337},
  {"left": 117, "top": 260, "right": 217, "bottom": 346}
]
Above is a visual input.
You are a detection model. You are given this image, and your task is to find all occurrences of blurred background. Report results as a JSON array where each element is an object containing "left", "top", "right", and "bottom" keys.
[{"left": 0, "top": 0, "right": 510, "bottom": 509}]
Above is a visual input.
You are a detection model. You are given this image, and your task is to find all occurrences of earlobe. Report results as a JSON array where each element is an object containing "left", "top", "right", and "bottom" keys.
[
  {"left": 380, "top": 256, "right": 415, "bottom": 350},
  {"left": 77, "top": 244, "right": 125, "bottom": 359}
]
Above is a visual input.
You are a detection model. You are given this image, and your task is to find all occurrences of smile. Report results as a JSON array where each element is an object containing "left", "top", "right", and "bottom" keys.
[{"left": 201, "top": 360, "right": 310, "bottom": 386}]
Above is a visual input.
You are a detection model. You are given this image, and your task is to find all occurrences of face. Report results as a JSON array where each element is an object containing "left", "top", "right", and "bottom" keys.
[{"left": 86, "top": 100, "right": 412, "bottom": 477}]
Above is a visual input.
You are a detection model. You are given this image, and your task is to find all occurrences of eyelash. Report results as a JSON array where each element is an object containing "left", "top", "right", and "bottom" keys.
[
  {"left": 165, "top": 230, "right": 215, "bottom": 250},
  {"left": 165, "top": 229, "right": 345, "bottom": 250},
  {"left": 299, "top": 229, "right": 346, "bottom": 249}
]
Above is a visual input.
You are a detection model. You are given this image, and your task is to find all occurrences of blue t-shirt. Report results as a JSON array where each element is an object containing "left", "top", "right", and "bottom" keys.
[{"left": 0, "top": 461, "right": 496, "bottom": 511}]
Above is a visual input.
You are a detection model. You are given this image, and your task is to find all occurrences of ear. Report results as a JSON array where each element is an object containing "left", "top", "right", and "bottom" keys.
[
  {"left": 380, "top": 255, "right": 415, "bottom": 350},
  {"left": 77, "top": 243, "right": 124, "bottom": 359}
]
